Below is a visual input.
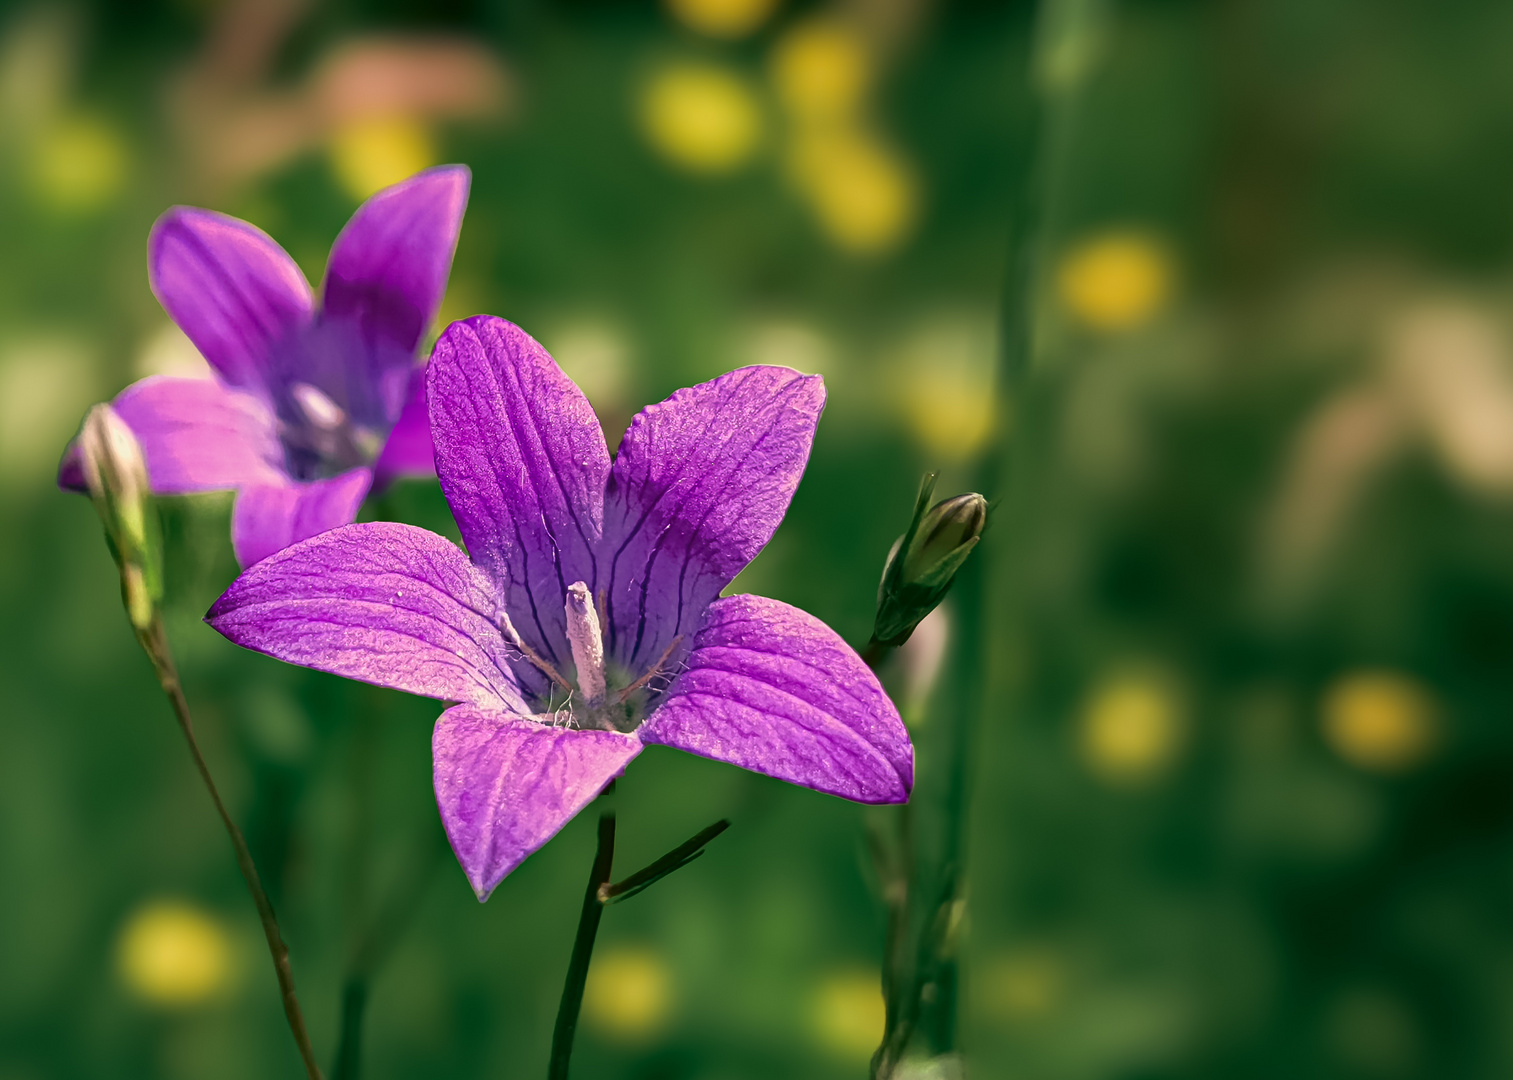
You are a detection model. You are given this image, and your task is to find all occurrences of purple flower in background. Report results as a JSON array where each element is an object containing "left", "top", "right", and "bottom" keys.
[
  {"left": 207, "top": 316, "right": 912, "bottom": 900},
  {"left": 60, "top": 166, "right": 471, "bottom": 566}
]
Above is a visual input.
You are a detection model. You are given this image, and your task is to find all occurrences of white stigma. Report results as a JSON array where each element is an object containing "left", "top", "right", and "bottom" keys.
[
  {"left": 564, "top": 581, "right": 606, "bottom": 704},
  {"left": 290, "top": 382, "right": 347, "bottom": 431}
]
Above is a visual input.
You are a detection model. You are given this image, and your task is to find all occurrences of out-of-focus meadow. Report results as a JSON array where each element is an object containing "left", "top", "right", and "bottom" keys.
[{"left": 4, "top": 0, "right": 1513, "bottom": 1077}]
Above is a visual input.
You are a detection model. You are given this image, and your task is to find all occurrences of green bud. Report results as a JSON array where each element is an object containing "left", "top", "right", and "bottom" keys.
[
  {"left": 79, "top": 404, "right": 162, "bottom": 630},
  {"left": 901, "top": 493, "right": 987, "bottom": 589},
  {"left": 872, "top": 475, "right": 988, "bottom": 648}
]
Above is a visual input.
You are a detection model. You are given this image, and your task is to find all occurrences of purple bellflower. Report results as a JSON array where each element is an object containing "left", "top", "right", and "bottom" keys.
[
  {"left": 206, "top": 316, "right": 913, "bottom": 900},
  {"left": 60, "top": 166, "right": 471, "bottom": 566}
]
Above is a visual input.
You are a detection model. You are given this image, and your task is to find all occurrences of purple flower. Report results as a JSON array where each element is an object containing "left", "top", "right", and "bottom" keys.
[
  {"left": 206, "top": 316, "right": 912, "bottom": 900},
  {"left": 60, "top": 166, "right": 471, "bottom": 566}
]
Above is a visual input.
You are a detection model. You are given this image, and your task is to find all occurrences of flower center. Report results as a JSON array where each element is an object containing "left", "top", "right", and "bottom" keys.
[
  {"left": 279, "top": 382, "right": 384, "bottom": 481},
  {"left": 498, "top": 584, "right": 682, "bottom": 734}
]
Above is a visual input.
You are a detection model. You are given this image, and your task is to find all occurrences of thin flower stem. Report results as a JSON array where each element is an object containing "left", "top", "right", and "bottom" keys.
[
  {"left": 597, "top": 819, "right": 729, "bottom": 903},
  {"left": 861, "top": 637, "right": 916, "bottom": 1078},
  {"left": 548, "top": 810, "right": 617, "bottom": 1080},
  {"left": 332, "top": 819, "right": 447, "bottom": 1079},
  {"left": 333, "top": 980, "right": 367, "bottom": 1080},
  {"left": 135, "top": 617, "right": 324, "bottom": 1080}
]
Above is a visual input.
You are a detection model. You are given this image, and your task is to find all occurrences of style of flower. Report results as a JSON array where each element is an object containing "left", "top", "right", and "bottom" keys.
[
  {"left": 206, "top": 316, "right": 913, "bottom": 900},
  {"left": 59, "top": 166, "right": 471, "bottom": 566}
]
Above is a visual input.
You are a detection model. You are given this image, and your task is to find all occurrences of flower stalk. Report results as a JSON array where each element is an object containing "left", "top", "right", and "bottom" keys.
[
  {"left": 548, "top": 807, "right": 617, "bottom": 1080},
  {"left": 79, "top": 406, "right": 324, "bottom": 1080},
  {"left": 865, "top": 483, "right": 987, "bottom": 1079},
  {"left": 547, "top": 796, "right": 730, "bottom": 1079}
]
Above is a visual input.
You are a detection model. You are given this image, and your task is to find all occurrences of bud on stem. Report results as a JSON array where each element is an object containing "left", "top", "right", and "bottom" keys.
[
  {"left": 78, "top": 404, "right": 162, "bottom": 630},
  {"left": 872, "top": 474, "right": 988, "bottom": 649}
]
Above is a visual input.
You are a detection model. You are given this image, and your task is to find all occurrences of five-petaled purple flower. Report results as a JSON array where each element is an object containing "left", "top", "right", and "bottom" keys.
[
  {"left": 60, "top": 166, "right": 471, "bottom": 566},
  {"left": 206, "top": 316, "right": 913, "bottom": 900}
]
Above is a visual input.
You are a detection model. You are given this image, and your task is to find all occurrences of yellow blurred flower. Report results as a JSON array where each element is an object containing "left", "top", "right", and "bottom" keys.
[
  {"left": 770, "top": 18, "right": 872, "bottom": 123},
  {"left": 1323, "top": 671, "right": 1438, "bottom": 772},
  {"left": 27, "top": 116, "right": 128, "bottom": 214},
  {"left": 116, "top": 900, "right": 233, "bottom": 1007},
  {"left": 639, "top": 63, "right": 763, "bottom": 175},
  {"left": 329, "top": 115, "right": 437, "bottom": 201},
  {"left": 788, "top": 126, "right": 917, "bottom": 254},
  {"left": 891, "top": 311, "right": 997, "bottom": 460},
  {"left": 582, "top": 946, "right": 673, "bottom": 1041},
  {"left": 1057, "top": 231, "right": 1174, "bottom": 332},
  {"left": 810, "top": 969, "right": 884, "bottom": 1060},
  {"left": 666, "top": 0, "right": 780, "bottom": 39},
  {"left": 1079, "top": 669, "right": 1184, "bottom": 784}
]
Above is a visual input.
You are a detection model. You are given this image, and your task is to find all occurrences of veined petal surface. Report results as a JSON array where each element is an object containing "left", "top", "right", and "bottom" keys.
[
  {"left": 148, "top": 208, "right": 313, "bottom": 392},
  {"left": 207, "top": 521, "right": 526, "bottom": 710},
  {"left": 641, "top": 594, "right": 911, "bottom": 804},
  {"left": 429, "top": 316, "right": 609, "bottom": 671},
  {"left": 230, "top": 467, "right": 372, "bottom": 567},
  {"left": 58, "top": 376, "right": 284, "bottom": 493},
  {"left": 601, "top": 366, "right": 824, "bottom": 673},
  {"left": 433, "top": 706, "right": 640, "bottom": 900}
]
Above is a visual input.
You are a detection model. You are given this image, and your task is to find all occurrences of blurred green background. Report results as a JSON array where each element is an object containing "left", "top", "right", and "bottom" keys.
[{"left": 5, "top": 0, "right": 1513, "bottom": 1077}]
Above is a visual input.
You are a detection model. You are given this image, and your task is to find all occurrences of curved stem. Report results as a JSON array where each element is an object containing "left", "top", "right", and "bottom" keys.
[
  {"left": 547, "top": 810, "right": 616, "bottom": 1080},
  {"left": 137, "top": 617, "right": 324, "bottom": 1080},
  {"left": 333, "top": 979, "right": 367, "bottom": 1080}
]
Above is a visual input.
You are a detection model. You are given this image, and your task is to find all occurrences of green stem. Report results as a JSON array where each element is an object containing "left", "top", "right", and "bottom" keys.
[
  {"left": 333, "top": 979, "right": 367, "bottom": 1080},
  {"left": 861, "top": 637, "right": 894, "bottom": 671},
  {"left": 330, "top": 826, "right": 445, "bottom": 1079},
  {"left": 547, "top": 810, "right": 616, "bottom": 1080},
  {"left": 135, "top": 617, "right": 324, "bottom": 1080}
]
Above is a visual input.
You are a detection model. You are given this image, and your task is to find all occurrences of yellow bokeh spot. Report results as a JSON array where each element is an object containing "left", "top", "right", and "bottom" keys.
[
  {"left": 1080, "top": 670, "right": 1184, "bottom": 784},
  {"left": 891, "top": 312, "right": 997, "bottom": 460},
  {"left": 810, "top": 969, "right": 884, "bottom": 1060},
  {"left": 116, "top": 900, "right": 232, "bottom": 1007},
  {"left": 28, "top": 117, "right": 128, "bottom": 214},
  {"left": 329, "top": 115, "right": 437, "bottom": 201},
  {"left": 639, "top": 64, "right": 763, "bottom": 175},
  {"left": 788, "top": 127, "right": 917, "bottom": 254},
  {"left": 899, "top": 377, "right": 995, "bottom": 461},
  {"left": 1323, "top": 671, "right": 1438, "bottom": 772},
  {"left": 770, "top": 19, "right": 872, "bottom": 122},
  {"left": 1057, "top": 231, "right": 1174, "bottom": 332},
  {"left": 582, "top": 946, "right": 673, "bottom": 1041},
  {"left": 666, "top": 0, "right": 779, "bottom": 39}
]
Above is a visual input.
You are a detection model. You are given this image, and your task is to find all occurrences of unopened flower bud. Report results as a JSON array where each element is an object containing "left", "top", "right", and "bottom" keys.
[
  {"left": 79, "top": 404, "right": 162, "bottom": 630},
  {"left": 873, "top": 475, "right": 987, "bottom": 649},
  {"left": 901, "top": 493, "right": 987, "bottom": 589}
]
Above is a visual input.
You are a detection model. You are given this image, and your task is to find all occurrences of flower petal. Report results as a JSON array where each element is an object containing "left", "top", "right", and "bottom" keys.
[
  {"left": 601, "top": 366, "right": 824, "bottom": 673},
  {"left": 429, "top": 316, "right": 609, "bottom": 671},
  {"left": 231, "top": 467, "right": 373, "bottom": 566},
  {"left": 323, "top": 165, "right": 471, "bottom": 356},
  {"left": 148, "top": 207, "right": 313, "bottom": 392},
  {"left": 433, "top": 705, "right": 640, "bottom": 900},
  {"left": 372, "top": 365, "right": 434, "bottom": 489},
  {"left": 207, "top": 521, "right": 527, "bottom": 710},
  {"left": 59, "top": 375, "right": 285, "bottom": 494},
  {"left": 640, "top": 594, "right": 911, "bottom": 804}
]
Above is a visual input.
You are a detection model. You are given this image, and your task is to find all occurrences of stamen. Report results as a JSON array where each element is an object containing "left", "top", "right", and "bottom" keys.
[
  {"left": 499, "top": 610, "right": 571, "bottom": 692},
  {"left": 616, "top": 635, "right": 683, "bottom": 704},
  {"left": 290, "top": 383, "right": 347, "bottom": 431},
  {"left": 565, "top": 581, "right": 606, "bottom": 704}
]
